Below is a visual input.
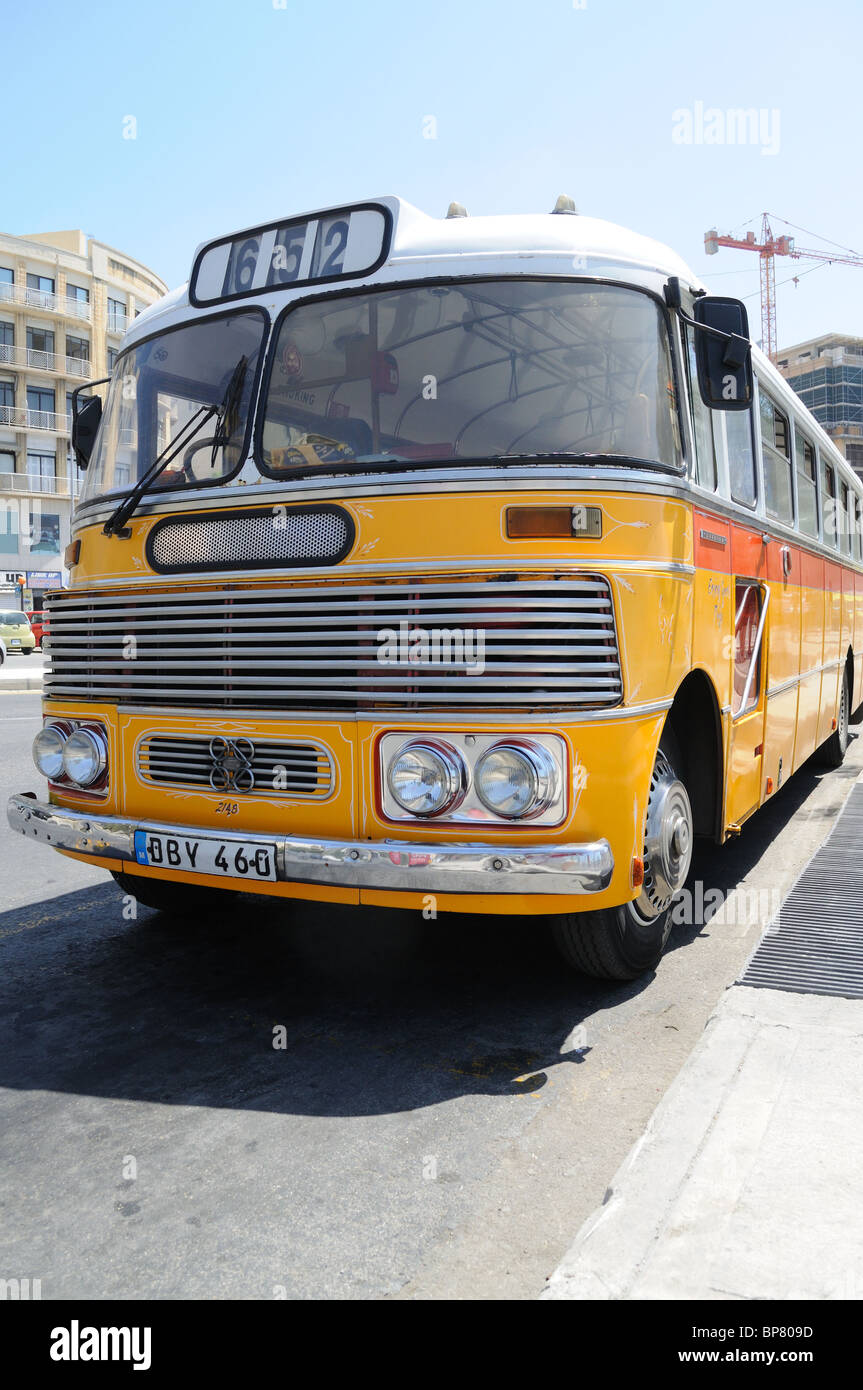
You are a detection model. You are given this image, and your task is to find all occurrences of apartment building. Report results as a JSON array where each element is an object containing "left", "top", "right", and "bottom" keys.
[
  {"left": 777, "top": 333, "right": 863, "bottom": 482},
  {"left": 0, "top": 229, "right": 167, "bottom": 606}
]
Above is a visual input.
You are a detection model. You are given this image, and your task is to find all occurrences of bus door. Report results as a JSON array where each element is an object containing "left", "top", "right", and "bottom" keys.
[{"left": 727, "top": 579, "right": 770, "bottom": 824}]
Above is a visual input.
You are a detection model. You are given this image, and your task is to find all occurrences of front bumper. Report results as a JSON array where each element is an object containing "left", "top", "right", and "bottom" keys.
[{"left": 7, "top": 793, "right": 614, "bottom": 896}]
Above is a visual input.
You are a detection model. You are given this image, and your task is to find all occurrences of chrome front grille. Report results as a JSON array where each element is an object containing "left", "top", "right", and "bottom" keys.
[
  {"left": 44, "top": 574, "right": 622, "bottom": 710},
  {"left": 137, "top": 734, "right": 334, "bottom": 798}
]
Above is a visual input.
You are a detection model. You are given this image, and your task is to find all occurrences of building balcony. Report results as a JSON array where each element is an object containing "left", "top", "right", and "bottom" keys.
[
  {"left": 0, "top": 344, "right": 91, "bottom": 378},
  {"left": 0, "top": 471, "right": 71, "bottom": 496},
  {"left": 0, "top": 282, "right": 91, "bottom": 322},
  {"left": 106, "top": 312, "right": 128, "bottom": 336},
  {"left": 0, "top": 405, "right": 71, "bottom": 434}
]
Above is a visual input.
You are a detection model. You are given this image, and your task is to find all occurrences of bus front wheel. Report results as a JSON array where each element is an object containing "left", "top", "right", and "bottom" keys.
[
  {"left": 818, "top": 667, "right": 851, "bottom": 768},
  {"left": 551, "top": 734, "right": 693, "bottom": 981},
  {"left": 111, "top": 870, "right": 240, "bottom": 918}
]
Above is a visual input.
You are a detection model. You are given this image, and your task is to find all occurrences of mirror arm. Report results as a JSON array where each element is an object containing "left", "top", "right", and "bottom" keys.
[{"left": 676, "top": 310, "right": 751, "bottom": 367}]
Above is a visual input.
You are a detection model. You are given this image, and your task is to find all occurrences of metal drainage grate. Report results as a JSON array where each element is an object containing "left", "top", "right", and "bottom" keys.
[{"left": 739, "top": 782, "right": 863, "bottom": 999}]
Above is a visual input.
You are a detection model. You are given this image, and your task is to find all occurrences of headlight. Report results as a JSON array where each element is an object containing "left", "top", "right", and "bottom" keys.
[
  {"left": 474, "top": 741, "right": 558, "bottom": 819},
  {"left": 386, "top": 740, "right": 466, "bottom": 817},
  {"left": 33, "top": 724, "right": 67, "bottom": 780},
  {"left": 62, "top": 727, "right": 108, "bottom": 787}
]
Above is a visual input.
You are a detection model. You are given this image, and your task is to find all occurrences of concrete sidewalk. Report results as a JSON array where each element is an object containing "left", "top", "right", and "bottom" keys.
[
  {"left": 543, "top": 988, "right": 863, "bottom": 1300},
  {"left": 544, "top": 775, "right": 863, "bottom": 1302}
]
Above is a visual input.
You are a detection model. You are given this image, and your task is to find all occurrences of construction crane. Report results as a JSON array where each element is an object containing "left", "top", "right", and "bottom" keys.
[{"left": 704, "top": 214, "right": 863, "bottom": 361}]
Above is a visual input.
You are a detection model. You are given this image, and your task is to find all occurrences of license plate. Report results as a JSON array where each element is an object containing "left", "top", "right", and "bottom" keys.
[
  {"left": 10, "top": 639, "right": 20, "bottom": 646},
  {"left": 133, "top": 830, "right": 276, "bottom": 881}
]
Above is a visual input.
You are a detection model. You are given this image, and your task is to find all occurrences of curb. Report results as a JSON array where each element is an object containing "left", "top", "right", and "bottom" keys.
[{"left": 0, "top": 678, "right": 44, "bottom": 692}]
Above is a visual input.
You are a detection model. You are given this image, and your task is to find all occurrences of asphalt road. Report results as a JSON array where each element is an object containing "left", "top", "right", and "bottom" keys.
[{"left": 1, "top": 688, "right": 861, "bottom": 1300}]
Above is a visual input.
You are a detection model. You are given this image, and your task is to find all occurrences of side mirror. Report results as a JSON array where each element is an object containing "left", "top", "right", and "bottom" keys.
[
  {"left": 693, "top": 296, "right": 753, "bottom": 410},
  {"left": 72, "top": 394, "right": 103, "bottom": 469}
]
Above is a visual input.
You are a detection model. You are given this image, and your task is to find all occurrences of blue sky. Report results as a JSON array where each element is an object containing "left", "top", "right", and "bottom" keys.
[{"left": 4, "top": 0, "right": 861, "bottom": 349}]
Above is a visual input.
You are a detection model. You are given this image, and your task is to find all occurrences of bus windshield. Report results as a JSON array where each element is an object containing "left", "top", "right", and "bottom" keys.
[
  {"left": 80, "top": 309, "right": 267, "bottom": 504},
  {"left": 260, "top": 280, "right": 681, "bottom": 476}
]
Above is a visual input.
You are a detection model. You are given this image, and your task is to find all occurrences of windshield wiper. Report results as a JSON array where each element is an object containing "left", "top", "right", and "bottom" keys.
[
  {"left": 265, "top": 449, "right": 673, "bottom": 482},
  {"left": 103, "top": 356, "right": 248, "bottom": 537}
]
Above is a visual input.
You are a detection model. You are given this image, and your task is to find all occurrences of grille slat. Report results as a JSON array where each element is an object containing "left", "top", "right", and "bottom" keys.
[{"left": 45, "top": 575, "right": 622, "bottom": 711}]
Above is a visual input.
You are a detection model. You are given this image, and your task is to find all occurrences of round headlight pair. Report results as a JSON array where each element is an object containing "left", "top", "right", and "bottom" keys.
[
  {"left": 32, "top": 724, "right": 107, "bottom": 787},
  {"left": 387, "top": 738, "right": 558, "bottom": 820}
]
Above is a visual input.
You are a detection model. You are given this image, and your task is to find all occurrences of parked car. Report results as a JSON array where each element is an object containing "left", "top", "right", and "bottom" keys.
[
  {"left": 0, "top": 610, "right": 36, "bottom": 654},
  {"left": 0, "top": 637, "right": 6, "bottom": 666},
  {"left": 27, "top": 609, "right": 45, "bottom": 647}
]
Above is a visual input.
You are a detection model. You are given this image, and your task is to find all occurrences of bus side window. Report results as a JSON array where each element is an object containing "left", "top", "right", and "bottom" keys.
[
  {"left": 840, "top": 480, "right": 851, "bottom": 555},
  {"left": 725, "top": 406, "right": 757, "bottom": 507},
  {"left": 685, "top": 326, "right": 717, "bottom": 489},
  {"left": 733, "top": 581, "right": 763, "bottom": 714},
  {"left": 759, "top": 389, "right": 792, "bottom": 523},
  {"left": 821, "top": 458, "right": 838, "bottom": 548},
  {"left": 855, "top": 493, "right": 863, "bottom": 561},
  {"left": 794, "top": 427, "right": 819, "bottom": 538}
]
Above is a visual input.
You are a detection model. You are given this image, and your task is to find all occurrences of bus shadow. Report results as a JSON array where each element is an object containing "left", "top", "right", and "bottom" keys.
[
  {"left": 0, "top": 879, "right": 639, "bottom": 1119},
  {"left": 0, "top": 746, "right": 854, "bottom": 1118}
]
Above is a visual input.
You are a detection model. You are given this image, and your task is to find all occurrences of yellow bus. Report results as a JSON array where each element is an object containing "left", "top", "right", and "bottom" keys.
[{"left": 9, "top": 196, "right": 862, "bottom": 980}]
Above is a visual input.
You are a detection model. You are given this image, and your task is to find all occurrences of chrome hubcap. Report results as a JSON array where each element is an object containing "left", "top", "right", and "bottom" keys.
[{"left": 635, "top": 749, "right": 694, "bottom": 921}]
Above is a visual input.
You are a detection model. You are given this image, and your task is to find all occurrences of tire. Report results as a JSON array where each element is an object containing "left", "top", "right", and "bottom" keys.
[
  {"left": 818, "top": 666, "right": 851, "bottom": 768},
  {"left": 551, "top": 731, "right": 694, "bottom": 981},
  {"left": 111, "top": 870, "right": 240, "bottom": 918}
]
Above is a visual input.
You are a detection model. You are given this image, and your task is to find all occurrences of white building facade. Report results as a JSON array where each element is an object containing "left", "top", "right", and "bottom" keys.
[{"left": 0, "top": 229, "right": 166, "bottom": 606}]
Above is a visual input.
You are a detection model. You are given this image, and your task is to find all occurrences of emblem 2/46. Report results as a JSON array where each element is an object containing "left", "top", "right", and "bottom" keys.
[{"left": 215, "top": 801, "right": 239, "bottom": 816}]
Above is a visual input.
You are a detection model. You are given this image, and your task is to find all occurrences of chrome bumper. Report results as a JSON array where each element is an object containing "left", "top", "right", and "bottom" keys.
[{"left": 7, "top": 793, "right": 614, "bottom": 896}]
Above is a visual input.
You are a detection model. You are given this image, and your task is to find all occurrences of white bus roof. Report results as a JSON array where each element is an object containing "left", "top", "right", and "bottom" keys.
[{"left": 126, "top": 196, "right": 703, "bottom": 345}]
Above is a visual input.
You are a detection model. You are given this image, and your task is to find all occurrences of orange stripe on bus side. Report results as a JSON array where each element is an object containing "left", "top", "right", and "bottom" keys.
[{"left": 695, "top": 507, "right": 860, "bottom": 594}]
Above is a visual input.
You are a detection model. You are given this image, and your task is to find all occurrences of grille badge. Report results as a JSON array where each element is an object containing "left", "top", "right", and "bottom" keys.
[{"left": 209, "top": 736, "right": 255, "bottom": 792}]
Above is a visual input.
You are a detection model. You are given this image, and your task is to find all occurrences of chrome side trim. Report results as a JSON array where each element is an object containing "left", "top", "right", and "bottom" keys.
[
  {"left": 73, "top": 467, "right": 695, "bottom": 530},
  {"left": 85, "top": 697, "right": 674, "bottom": 726},
  {"left": 7, "top": 793, "right": 614, "bottom": 895},
  {"left": 766, "top": 658, "right": 846, "bottom": 701},
  {"left": 54, "top": 557, "right": 698, "bottom": 588}
]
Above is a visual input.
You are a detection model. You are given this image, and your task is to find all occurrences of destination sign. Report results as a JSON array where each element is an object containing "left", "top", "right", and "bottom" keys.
[{"left": 190, "top": 203, "right": 391, "bottom": 305}]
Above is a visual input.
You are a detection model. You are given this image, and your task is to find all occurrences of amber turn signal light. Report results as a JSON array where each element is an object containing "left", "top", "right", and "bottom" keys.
[
  {"left": 506, "top": 507, "right": 572, "bottom": 538},
  {"left": 506, "top": 505, "right": 602, "bottom": 539}
]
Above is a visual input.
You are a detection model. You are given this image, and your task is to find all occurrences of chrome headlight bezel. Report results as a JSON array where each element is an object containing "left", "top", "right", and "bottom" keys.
[
  {"left": 386, "top": 738, "right": 468, "bottom": 818},
  {"left": 379, "top": 731, "right": 566, "bottom": 825},
  {"left": 32, "top": 724, "right": 68, "bottom": 781},
  {"left": 474, "top": 740, "right": 559, "bottom": 820},
  {"left": 61, "top": 727, "right": 109, "bottom": 788}
]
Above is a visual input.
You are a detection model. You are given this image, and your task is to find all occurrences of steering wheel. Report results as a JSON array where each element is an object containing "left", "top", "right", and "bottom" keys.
[{"left": 183, "top": 435, "right": 224, "bottom": 477}]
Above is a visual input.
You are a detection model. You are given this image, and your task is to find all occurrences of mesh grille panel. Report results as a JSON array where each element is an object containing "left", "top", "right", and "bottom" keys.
[{"left": 148, "top": 508, "right": 352, "bottom": 571}]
